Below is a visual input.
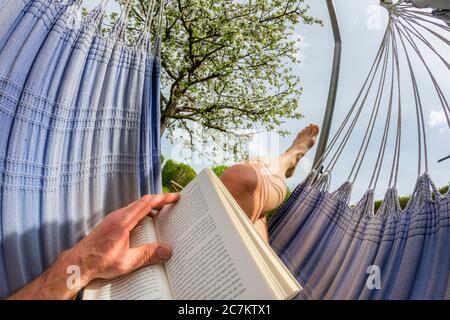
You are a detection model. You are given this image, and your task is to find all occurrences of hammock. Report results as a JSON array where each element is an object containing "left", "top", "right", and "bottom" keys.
[
  {"left": 407, "top": 0, "right": 450, "bottom": 10},
  {"left": 407, "top": 0, "right": 450, "bottom": 25},
  {"left": 0, "top": 0, "right": 163, "bottom": 298},
  {"left": 269, "top": 1, "right": 450, "bottom": 300}
]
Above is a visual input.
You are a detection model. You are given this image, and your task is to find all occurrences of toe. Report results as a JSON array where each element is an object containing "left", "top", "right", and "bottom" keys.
[
  {"left": 297, "top": 127, "right": 307, "bottom": 138},
  {"left": 310, "top": 124, "right": 319, "bottom": 135}
]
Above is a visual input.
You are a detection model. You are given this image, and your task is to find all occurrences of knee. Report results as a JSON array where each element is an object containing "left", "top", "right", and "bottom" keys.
[{"left": 220, "top": 164, "right": 259, "bottom": 195}]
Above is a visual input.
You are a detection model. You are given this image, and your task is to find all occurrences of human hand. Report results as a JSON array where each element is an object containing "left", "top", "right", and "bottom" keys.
[
  {"left": 63, "top": 193, "right": 180, "bottom": 286},
  {"left": 7, "top": 193, "right": 180, "bottom": 300}
]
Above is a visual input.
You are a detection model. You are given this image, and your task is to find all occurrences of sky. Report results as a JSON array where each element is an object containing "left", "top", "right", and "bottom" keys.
[{"left": 84, "top": 0, "right": 450, "bottom": 202}]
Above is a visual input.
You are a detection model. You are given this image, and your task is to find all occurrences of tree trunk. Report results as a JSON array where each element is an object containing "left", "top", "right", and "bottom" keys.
[{"left": 160, "top": 100, "right": 177, "bottom": 137}]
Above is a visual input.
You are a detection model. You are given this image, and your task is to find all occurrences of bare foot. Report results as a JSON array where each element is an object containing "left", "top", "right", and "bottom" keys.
[{"left": 284, "top": 124, "right": 319, "bottom": 178}]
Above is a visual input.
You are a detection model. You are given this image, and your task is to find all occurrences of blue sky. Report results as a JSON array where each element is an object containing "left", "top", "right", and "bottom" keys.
[{"left": 85, "top": 0, "right": 450, "bottom": 202}]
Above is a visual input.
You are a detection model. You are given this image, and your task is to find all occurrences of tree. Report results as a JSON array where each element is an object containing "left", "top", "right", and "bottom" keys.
[
  {"left": 211, "top": 165, "right": 229, "bottom": 177},
  {"left": 112, "top": 0, "right": 321, "bottom": 161},
  {"left": 373, "top": 184, "right": 449, "bottom": 212},
  {"left": 162, "top": 159, "right": 197, "bottom": 191}
]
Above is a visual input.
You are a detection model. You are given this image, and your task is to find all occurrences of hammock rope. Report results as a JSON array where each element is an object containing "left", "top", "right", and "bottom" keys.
[
  {"left": 312, "top": 26, "right": 392, "bottom": 176},
  {"left": 269, "top": 1, "right": 450, "bottom": 300},
  {"left": 313, "top": 2, "right": 449, "bottom": 188}
]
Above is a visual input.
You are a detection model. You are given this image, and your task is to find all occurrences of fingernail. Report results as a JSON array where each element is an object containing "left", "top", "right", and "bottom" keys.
[{"left": 157, "top": 245, "right": 172, "bottom": 260}]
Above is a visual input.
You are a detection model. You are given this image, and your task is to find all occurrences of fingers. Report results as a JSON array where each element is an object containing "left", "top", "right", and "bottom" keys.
[
  {"left": 128, "top": 243, "right": 172, "bottom": 270},
  {"left": 122, "top": 193, "right": 180, "bottom": 230},
  {"left": 149, "top": 193, "right": 180, "bottom": 210}
]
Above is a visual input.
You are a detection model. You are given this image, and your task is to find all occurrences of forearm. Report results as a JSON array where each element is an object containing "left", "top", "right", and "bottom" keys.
[
  {"left": 6, "top": 194, "right": 178, "bottom": 300},
  {"left": 6, "top": 249, "right": 92, "bottom": 300}
]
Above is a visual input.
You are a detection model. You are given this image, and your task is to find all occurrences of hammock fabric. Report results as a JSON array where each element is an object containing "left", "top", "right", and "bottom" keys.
[
  {"left": 269, "top": 2, "right": 450, "bottom": 300},
  {"left": 0, "top": 0, "right": 161, "bottom": 298},
  {"left": 269, "top": 172, "right": 450, "bottom": 299},
  {"left": 408, "top": 0, "right": 450, "bottom": 10},
  {"left": 408, "top": 0, "right": 450, "bottom": 25}
]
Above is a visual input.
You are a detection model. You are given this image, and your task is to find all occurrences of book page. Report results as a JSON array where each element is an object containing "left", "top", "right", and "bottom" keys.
[
  {"left": 155, "top": 170, "right": 276, "bottom": 300},
  {"left": 82, "top": 217, "right": 173, "bottom": 300},
  {"left": 212, "top": 172, "right": 301, "bottom": 299}
]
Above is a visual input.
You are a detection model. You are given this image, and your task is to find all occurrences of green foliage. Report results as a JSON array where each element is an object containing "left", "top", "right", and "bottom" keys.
[
  {"left": 269, "top": 185, "right": 449, "bottom": 219},
  {"left": 111, "top": 0, "right": 321, "bottom": 161},
  {"left": 374, "top": 195, "right": 410, "bottom": 212},
  {"left": 371, "top": 186, "right": 448, "bottom": 213},
  {"left": 398, "top": 195, "right": 410, "bottom": 210},
  {"left": 160, "top": 154, "right": 165, "bottom": 165},
  {"left": 212, "top": 165, "right": 229, "bottom": 177},
  {"left": 162, "top": 159, "right": 197, "bottom": 191}
]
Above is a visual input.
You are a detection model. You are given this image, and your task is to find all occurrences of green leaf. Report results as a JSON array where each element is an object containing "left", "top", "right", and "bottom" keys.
[{"left": 112, "top": 0, "right": 321, "bottom": 161}]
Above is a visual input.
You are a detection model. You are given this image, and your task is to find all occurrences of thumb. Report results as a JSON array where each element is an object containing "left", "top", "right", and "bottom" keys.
[{"left": 129, "top": 243, "right": 172, "bottom": 269}]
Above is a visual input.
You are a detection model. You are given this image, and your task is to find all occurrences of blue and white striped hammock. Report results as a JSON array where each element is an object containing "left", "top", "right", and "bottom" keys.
[
  {"left": 0, "top": 0, "right": 162, "bottom": 298},
  {"left": 270, "top": 171, "right": 450, "bottom": 299},
  {"left": 269, "top": 1, "right": 450, "bottom": 300},
  {"left": 0, "top": 0, "right": 449, "bottom": 301}
]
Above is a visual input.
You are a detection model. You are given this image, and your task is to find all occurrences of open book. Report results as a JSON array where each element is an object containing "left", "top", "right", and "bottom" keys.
[{"left": 82, "top": 168, "right": 301, "bottom": 300}]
